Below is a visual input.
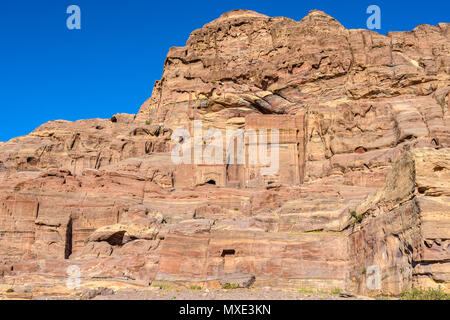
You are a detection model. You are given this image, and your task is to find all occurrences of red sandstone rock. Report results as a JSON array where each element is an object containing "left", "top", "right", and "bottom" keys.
[{"left": 0, "top": 9, "right": 449, "bottom": 297}]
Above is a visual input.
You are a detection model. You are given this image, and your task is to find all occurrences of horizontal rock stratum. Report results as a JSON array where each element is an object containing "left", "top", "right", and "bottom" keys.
[{"left": 0, "top": 9, "right": 449, "bottom": 298}]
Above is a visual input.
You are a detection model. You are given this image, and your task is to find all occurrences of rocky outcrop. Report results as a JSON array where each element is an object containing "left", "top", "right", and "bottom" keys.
[
  {"left": 0, "top": 9, "right": 449, "bottom": 297},
  {"left": 349, "top": 148, "right": 450, "bottom": 295}
]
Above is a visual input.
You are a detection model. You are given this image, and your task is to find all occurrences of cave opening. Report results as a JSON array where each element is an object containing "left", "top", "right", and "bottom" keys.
[
  {"left": 221, "top": 249, "right": 235, "bottom": 257},
  {"left": 221, "top": 249, "right": 236, "bottom": 273},
  {"left": 26, "top": 157, "right": 38, "bottom": 166},
  {"left": 64, "top": 217, "right": 73, "bottom": 259}
]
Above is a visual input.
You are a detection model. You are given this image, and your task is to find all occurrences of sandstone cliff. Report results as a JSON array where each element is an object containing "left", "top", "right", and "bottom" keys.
[{"left": 0, "top": 9, "right": 449, "bottom": 297}]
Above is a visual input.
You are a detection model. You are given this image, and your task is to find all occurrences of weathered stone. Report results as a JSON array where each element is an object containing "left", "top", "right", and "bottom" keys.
[
  {"left": 219, "top": 273, "right": 256, "bottom": 288},
  {"left": 0, "top": 9, "right": 449, "bottom": 298}
]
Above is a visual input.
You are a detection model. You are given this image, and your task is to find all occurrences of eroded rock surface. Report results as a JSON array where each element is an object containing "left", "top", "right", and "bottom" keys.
[{"left": 0, "top": 9, "right": 449, "bottom": 298}]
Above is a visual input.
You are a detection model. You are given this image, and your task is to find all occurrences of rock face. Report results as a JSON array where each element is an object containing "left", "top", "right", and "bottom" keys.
[
  {"left": 0, "top": 9, "right": 449, "bottom": 297},
  {"left": 349, "top": 148, "right": 450, "bottom": 294}
]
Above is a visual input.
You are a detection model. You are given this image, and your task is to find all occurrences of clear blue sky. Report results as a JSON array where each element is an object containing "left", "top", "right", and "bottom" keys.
[{"left": 0, "top": 0, "right": 448, "bottom": 141}]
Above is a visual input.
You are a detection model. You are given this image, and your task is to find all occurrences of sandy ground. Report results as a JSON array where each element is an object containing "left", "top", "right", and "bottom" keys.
[
  {"left": 9, "top": 287, "right": 373, "bottom": 300},
  {"left": 91, "top": 288, "right": 374, "bottom": 300},
  {"left": 0, "top": 280, "right": 376, "bottom": 300}
]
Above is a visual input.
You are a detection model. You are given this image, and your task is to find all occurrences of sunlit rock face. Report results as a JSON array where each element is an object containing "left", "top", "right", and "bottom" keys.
[{"left": 0, "top": 9, "right": 449, "bottom": 297}]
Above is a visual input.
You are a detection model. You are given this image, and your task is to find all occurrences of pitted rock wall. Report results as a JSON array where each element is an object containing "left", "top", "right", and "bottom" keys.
[{"left": 0, "top": 9, "right": 449, "bottom": 297}]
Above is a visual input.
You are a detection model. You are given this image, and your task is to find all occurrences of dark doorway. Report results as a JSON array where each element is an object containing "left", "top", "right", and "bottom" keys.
[
  {"left": 221, "top": 249, "right": 236, "bottom": 273},
  {"left": 221, "top": 249, "right": 235, "bottom": 257},
  {"left": 64, "top": 217, "right": 73, "bottom": 259}
]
